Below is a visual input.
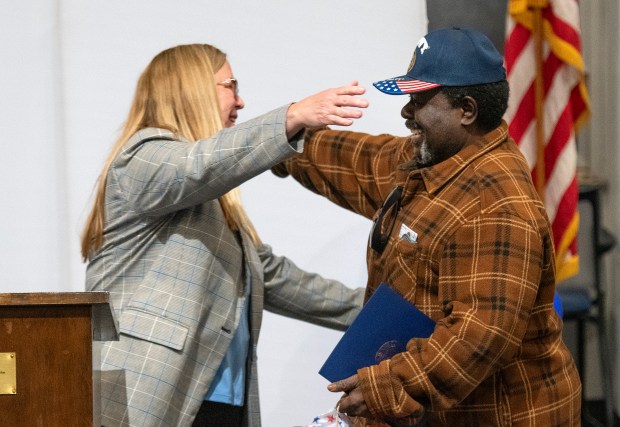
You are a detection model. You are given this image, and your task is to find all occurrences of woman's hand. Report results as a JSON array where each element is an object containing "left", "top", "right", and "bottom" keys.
[{"left": 285, "top": 81, "right": 368, "bottom": 139}]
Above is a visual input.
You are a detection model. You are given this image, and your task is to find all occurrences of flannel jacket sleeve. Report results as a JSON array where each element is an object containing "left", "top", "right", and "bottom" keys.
[{"left": 272, "top": 128, "right": 410, "bottom": 219}]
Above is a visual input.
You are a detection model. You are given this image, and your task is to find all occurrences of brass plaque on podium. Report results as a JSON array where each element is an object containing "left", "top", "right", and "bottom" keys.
[{"left": 0, "top": 352, "right": 16, "bottom": 394}]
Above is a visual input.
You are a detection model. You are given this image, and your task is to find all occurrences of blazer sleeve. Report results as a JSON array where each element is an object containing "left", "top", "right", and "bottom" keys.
[
  {"left": 110, "top": 106, "right": 303, "bottom": 216},
  {"left": 258, "top": 244, "right": 364, "bottom": 331}
]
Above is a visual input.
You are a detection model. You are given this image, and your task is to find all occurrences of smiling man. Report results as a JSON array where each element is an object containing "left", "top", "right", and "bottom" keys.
[{"left": 273, "top": 28, "right": 581, "bottom": 426}]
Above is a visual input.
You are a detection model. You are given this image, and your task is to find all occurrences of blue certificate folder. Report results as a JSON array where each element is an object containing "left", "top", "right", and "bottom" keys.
[{"left": 319, "top": 283, "right": 435, "bottom": 382}]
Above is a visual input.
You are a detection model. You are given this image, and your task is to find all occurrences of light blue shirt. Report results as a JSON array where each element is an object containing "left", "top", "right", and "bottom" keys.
[{"left": 204, "top": 276, "right": 250, "bottom": 406}]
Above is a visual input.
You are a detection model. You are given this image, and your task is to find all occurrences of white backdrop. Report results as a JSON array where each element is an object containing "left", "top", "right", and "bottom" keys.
[{"left": 0, "top": 1, "right": 427, "bottom": 425}]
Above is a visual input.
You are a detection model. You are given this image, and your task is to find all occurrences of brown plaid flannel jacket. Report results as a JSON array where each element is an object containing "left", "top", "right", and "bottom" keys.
[{"left": 273, "top": 122, "right": 581, "bottom": 426}]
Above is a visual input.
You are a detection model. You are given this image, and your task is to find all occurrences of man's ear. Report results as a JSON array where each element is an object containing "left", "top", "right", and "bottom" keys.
[{"left": 461, "top": 96, "right": 477, "bottom": 126}]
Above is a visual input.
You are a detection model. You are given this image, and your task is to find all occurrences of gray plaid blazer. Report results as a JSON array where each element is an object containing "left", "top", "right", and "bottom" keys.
[{"left": 85, "top": 106, "right": 364, "bottom": 426}]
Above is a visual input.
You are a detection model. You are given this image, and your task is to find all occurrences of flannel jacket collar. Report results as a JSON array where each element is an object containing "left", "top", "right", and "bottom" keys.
[{"left": 397, "top": 121, "right": 510, "bottom": 198}]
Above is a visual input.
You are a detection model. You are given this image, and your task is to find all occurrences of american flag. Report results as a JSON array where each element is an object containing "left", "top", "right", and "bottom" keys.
[
  {"left": 296, "top": 407, "right": 352, "bottom": 427},
  {"left": 373, "top": 79, "right": 440, "bottom": 95},
  {"left": 504, "top": 0, "right": 590, "bottom": 282}
]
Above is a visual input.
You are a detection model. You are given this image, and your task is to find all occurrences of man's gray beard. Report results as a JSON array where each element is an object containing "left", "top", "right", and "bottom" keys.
[{"left": 400, "top": 140, "right": 433, "bottom": 170}]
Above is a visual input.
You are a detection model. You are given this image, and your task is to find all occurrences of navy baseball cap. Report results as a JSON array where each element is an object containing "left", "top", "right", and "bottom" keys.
[{"left": 373, "top": 27, "right": 506, "bottom": 95}]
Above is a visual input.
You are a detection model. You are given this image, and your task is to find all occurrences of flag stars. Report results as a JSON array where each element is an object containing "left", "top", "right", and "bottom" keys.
[{"left": 374, "top": 80, "right": 403, "bottom": 94}]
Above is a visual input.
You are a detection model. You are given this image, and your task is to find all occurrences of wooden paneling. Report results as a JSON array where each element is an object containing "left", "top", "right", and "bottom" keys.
[{"left": 0, "top": 293, "right": 117, "bottom": 427}]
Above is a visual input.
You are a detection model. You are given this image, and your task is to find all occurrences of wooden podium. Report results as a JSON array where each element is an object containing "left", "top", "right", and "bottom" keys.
[{"left": 0, "top": 292, "right": 118, "bottom": 426}]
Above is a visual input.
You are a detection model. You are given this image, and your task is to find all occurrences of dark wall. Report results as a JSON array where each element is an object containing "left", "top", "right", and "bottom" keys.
[{"left": 426, "top": 0, "right": 508, "bottom": 53}]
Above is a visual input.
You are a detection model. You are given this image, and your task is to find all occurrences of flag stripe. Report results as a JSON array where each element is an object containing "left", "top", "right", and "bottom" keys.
[
  {"left": 545, "top": 7, "right": 582, "bottom": 52},
  {"left": 504, "top": 24, "right": 532, "bottom": 72},
  {"left": 397, "top": 81, "right": 441, "bottom": 92}
]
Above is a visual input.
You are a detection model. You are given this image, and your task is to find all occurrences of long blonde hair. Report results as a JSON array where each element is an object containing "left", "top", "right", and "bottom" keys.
[{"left": 81, "top": 44, "right": 261, "bottom": 261}]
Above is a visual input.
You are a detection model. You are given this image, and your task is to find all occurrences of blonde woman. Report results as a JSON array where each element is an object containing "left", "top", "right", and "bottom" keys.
[{"left": 81, "top": 44, "right": 367, "bottom": 427}]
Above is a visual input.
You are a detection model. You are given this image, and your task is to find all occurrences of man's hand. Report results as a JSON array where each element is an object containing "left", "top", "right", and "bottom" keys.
[
  {"left": 329, "top": 374, "right": 428, "bottom": 426},
  {"left": 285, "top": 81, "right": 368, "bottom": 139},
  {"left": 327, "top": 374, "right": 372, "bottom": 419}
]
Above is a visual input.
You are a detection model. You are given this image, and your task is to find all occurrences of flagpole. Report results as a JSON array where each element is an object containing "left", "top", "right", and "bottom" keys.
[{"left": 531, "top": 0, "right": 547, "bottom": 202}]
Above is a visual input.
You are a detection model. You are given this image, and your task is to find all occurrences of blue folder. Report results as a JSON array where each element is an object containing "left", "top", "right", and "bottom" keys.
[{"left": 319, "top": 283, "right": 435, "bottom": 382}]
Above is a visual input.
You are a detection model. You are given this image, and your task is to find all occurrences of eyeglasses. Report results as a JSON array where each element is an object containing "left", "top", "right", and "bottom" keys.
[
  {"left": 217, "top": 77, "right": 239, "bottom": 97},
  {"left": 369, "top": 186, "right": 403, "bottom": 254}
]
